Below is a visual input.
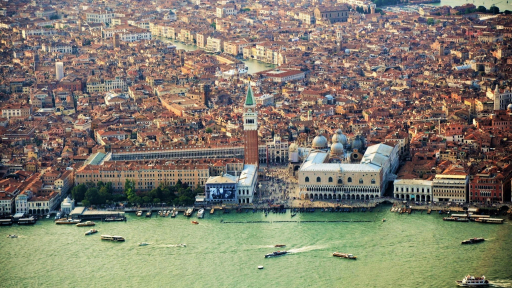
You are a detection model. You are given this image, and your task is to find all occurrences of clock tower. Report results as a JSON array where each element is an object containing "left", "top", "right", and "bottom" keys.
[{"left": 243, "top": 84, "right": 259, "bottom": 166}]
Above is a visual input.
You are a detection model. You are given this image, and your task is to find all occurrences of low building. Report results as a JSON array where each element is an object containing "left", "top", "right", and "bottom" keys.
[
  {"left": 61, "top": 197, "right": 75, "bottom": 214},
  {"left": 433, "top": 170, "right": 468, "bottom": 203},
  {"left": 393, "top": 179, "right": 433, "bottom": 202}
]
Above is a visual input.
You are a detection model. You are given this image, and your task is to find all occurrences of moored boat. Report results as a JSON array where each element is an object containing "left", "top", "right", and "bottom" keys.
[
  {"left": 136, "top": 210, "right": 143, "bottom": 217},
  {"left": 101, "top": 235, "right": 125, "bottom": 242},
  {"left": 333, "top": 252, "right": 357, "bottom": 259},
  {"left": 210, "top": 208, "right": 215, "bottom": 214},
  {"left": 265, "top": 251, "right": 288, "bottom": 258},
  {"left": 185, "top": 208, "right": 193, "bottom": 217},
  {"left": 461, "top": 238, "right": 485, "bottom": 245},
  {"left": 443, "top": 217, "right": 469, "bottom": 222},
  {"left": 85, "top": 229, "right": 98, "bottom": 235},
  {"left": 56, "top": 219, "right": 80, "bottom": 225},
  {"left": 171, "top": 210, "right": 177, "bottom": 218},
  {"left": 76, "top": 221, "right": 95, "bottom": 227},
  {"left": 456, "top": 275, "right": 489, "bottom": 286},
  {"left": 146, "top": 211, "right": 152, "bottom": 218},
  {"left": 197, "top": 208, "right": 204, "bottom": 219}
]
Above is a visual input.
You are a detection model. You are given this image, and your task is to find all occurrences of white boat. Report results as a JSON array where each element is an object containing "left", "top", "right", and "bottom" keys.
[
  {"left": 7, "top": 234, "right": 18, "bottom": 238},
  {"left": 85, "top": 229, "right": 98, "bottom": 235},
  {"left": 46, "top": 215, "right": 50, "bottom": 219},
  {"left": 101, "top": 235, "right": 125, "bottom": 242},
  {"left": 258, "top": 266, "right": 264, "bottom": 269},
  {"left": 456, "top": 275, "right": 489, "bottom": 286},
  {"left": 139, "top": 242, "right": 149, "bottom": 246},
  {"left": 185, "top": 208, "right": 193, "bottom": 217},
  {"left": 54, "top": 212, "right": 61, "bottom": 220},
  {"left": 197, "top": 208, "right": 204, "bottom": 218}
]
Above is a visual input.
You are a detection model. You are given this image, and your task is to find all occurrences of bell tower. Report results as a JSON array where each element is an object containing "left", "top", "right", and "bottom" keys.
[{"left": 243, "top": 84, "right": 259, "bottom": 166}]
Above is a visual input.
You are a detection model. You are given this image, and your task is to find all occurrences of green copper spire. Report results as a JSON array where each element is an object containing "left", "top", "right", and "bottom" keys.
[{"left": 245, "top": 84, "right": 254, "bottom": 106}]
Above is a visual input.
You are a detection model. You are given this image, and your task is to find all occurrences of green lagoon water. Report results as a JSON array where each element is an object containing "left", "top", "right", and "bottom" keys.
[{"left": 1, "top": 207, "right": 512, "bottom": 288}]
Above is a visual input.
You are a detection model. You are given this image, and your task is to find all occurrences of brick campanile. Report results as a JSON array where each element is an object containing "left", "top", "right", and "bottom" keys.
[{"left": 243, "top": 84, "right": 259, "bottom": 166}]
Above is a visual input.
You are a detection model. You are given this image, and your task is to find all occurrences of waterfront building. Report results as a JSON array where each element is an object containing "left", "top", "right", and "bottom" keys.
[
  {"left": 393, "top": 179, "right": 433, "bottom": 202},
  {"left": 61, "top": 197, "right": 75, "bottom": 214},
  {"left": 243, "top": 84, "right": 259, "bottom": 166},
  {"left": 298, "top": 131, "right": 399, "bottom": 200},
  {"left": 204, "top": 164, "right": 257, "bottom": 204},
  {"left": 432, "top": 168, "right": 468, "bottom": 203},
  {"left": 470, "top": 165, "right": 512, "bottom": 203}
]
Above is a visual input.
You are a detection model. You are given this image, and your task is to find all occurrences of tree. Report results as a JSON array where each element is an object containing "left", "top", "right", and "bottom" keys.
[
  {"left": 210, "top": 22, "right": 216, "bottom": 30},
  {"left": 71, "top": 184, "right": 87, "bottom": 202},
  {"left": 505, "top": 10, "right": 512, "bottom": 15},
  {"left": 205, "top": 127, "right": 213, "bottom": 133},
  {"left": 489, "top": 5, "right": 499, "bottom": 14},
  {"left": 477, "top": 6, "right": 487, "bottom": 13},
  {"left": 85, "top": 187, "right": 99, "bottom": 205}
]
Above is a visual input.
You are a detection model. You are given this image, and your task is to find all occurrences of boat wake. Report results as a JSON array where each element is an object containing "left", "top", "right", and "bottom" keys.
[
  {"left": 489, "top": 280, "right": 512, "bottom": 287},
  {"left": 287, "top": 245, "right": 326, "bottom": 254},
  {"left": 164, "top": 244, "right": 187, "bottom": 248}
]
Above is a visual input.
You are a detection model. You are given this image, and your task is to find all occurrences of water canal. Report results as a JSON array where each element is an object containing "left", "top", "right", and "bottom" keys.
[{"left": 1, "top": 206, "right": 512, "bottom": 288}]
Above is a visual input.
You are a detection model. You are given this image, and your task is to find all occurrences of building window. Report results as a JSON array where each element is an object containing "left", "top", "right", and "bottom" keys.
[
  {"left": 316, "top": 177, "right": 321, "bottom": 183},
  {"left": 348, "top": 177, "right": 352, "bottom": 183},
  {"left": 371, "top": 179, "right": 375, "bottom": 184},
  {"left": 305, "top": 177, "right": 309, "bottom": 182},
  {"left": 329, "top": 177, "right": 333, "bottom": 183},
  {"left": 359, "top": 179, "right": 363, "bottom": 184},
  {"left": 338, "top": 179, "right": 342, "bottom": 184}
]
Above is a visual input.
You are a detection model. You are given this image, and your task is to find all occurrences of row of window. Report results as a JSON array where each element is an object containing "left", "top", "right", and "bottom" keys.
[
  {"left": 395, "top": 187, "right": 431, "bottom": 193},
  {"left": 305, "top": 176, "right": 375, "bottom": 184}
]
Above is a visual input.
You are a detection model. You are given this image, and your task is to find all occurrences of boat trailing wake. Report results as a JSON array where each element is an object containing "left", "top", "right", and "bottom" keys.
[
  {"left": 489, "top": 280, "right": 512, "bottom": 287},
  {"left": 287, "top": 245, "right": 326, "bottom": 254}
]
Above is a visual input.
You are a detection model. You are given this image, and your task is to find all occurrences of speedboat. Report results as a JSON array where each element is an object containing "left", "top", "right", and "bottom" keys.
[
  {"left": 136, "top": 211, "right": 143, "bottom": 217},
  {"left": 139, "top": 242, "right": 149, "bottom": 246},
  {"left": 333, "top": 252, "right": 357, "bottom": 259},
  {"left": 197, "top": 208, "right": 204, "bottom": 219},
  {"left": 171, "top": 210, "right": 177, "bottom": 218},
  {"left": 46, "top": 215, "right": 50, "bottom": 219},
  {"left": 185, "top": 208, "right": 193, "bottom": 217},
  {"left": 456, "top": 275, "right": 489, "bottom": 286},
  {"left": 265, "top": 251, "right": 288, "bottom": 258},
  {"left": 7, "top": 234, "right": 18, "bottom": 238},
  {"left": 85, "top": 229, "right": 98, "bottom": 235},
  {"left": 274, "top": 244, "right": 286, "bottom": 248},
  {"left": 461, "top": 238, "right": 485, "bottom": 245},
  {"left": 76, "top": 221, "right": 95, "bottom": 227},
  {"left": 192, "top": 221, "right": 199, "bottom": 224},
  {"left": 258, "top": 266, "right": 264, "bottom": 269}
]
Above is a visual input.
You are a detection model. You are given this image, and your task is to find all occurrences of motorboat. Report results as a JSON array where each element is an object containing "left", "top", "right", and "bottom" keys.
[
  {"left": 456, "top": 275, "right": 489, "bottom": 286},
  {"left": 76, "top": 221, "right": 95, "bottom": 227},
  {"left": 46, "top": 215, "right": 50, "bottom": 219},
  {"left": 185, "top": 208, "right": 193, "bottom": 217},
  {"left": 54, "top": 212, "right": 61, "bottom": 220},
  {"left": 274, "top": 244, "right": 286, "bottom": 248},
  {"left": 192, "top": 221, "right": 199, "bottom": 224},
  {"left": 56, "top": 219, "right": 80, "bottom": 225},
  {"left": 146, "top": 211, "right": 152, "bottom": 218},
  {"left": 461, "top": 238, "right": 485, "bottom": 245},
  {"left": 136, "top": 211, "right": 143, "bottom": 217},
  {"left": 101, "top": 235, "right": 125, "bottom": 242},
  {"left": 333, "top": 252, "right": 357, "bottom": 259},
  {"left": 85, "top": 229, "right": 98, "bottom": 235},
  {"left": 139, "top": 242, "right": 149, "bottom": 246},
  {"left": 258, "top": 266, "right": 264, "bottom": 269},
  {"left": 171, "top": 210, "right": 177, "bottom": 218},
  {"left": 197, "top": 208, "right": 204, "bottom": 219},
  {"left": 210, "top": 208, "right": 215, "bottom": 214},
  {"left": 382, "top": 219, "right": 386, "bottom": 222},
  {"left": 265, "top": 251, "right": 288, "bottom": 258},
  {"left": 7, "top": 234, "right": 18, "bottom": 238}
]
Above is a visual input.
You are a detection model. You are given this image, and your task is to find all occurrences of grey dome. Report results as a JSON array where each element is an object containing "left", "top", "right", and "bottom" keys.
[
  {"left": 332, "top": 129, "right": 348, "bottom": 146},
  {"left": 330, "top": 142, "right": 344, "bottom": 156},
  {"left": 351, "top": 135, "right": 364, "bottom": 151},
  {"left": 312, "top": 135, "right": 328, "bottom": 149},
  {"left": 508, "top": 103, "right": 512, "bottom": 111}
]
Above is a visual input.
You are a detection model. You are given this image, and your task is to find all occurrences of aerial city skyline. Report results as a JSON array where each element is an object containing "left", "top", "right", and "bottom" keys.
[{"left": 0, "top": 0, "right": 512, "bottom": 286}]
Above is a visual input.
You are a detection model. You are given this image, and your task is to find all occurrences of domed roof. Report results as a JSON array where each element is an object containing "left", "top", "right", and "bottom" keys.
[
  {"left": 289, "top": 143, "right": 298, "bottom": 152},
  {"left": 330, "top": 142, "right": 344, "bottom": 156},
  {"left": 351, "top": 135, "right": 364, "bottom": 151},
  {"left": 312, "top": 135, "right": 328, "bottom": 149},
  {"left": 508, "top": 103, "right": 512, "bottom": 111},
  {"left": 332, "top": 129, "right": 348, "bottom": 145}
]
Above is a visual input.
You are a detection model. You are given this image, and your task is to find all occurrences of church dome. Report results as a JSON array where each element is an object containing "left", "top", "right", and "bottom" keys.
[
  {"left": 332, "top": 129, "right": 348, "bottom": 145},
  {"left": 351, "top": 135, "right": 364, "bottom": 151},
  {"left": 508, "top": 103, "right": 512, "bottom": 111},
  {"left": 312, "top": 135, "right": 328, "bottom": 149},
  {"left": 330, "top": 142, "right": 344, "bottom": 157}
]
